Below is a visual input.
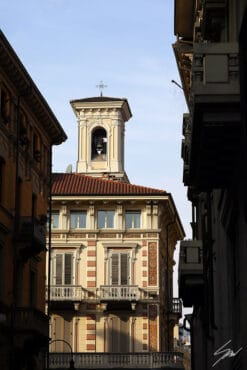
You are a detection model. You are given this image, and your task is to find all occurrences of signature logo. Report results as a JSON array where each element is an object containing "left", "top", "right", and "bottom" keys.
[{"left": 212, "top": 340, "right": 243, "bottom": 367}]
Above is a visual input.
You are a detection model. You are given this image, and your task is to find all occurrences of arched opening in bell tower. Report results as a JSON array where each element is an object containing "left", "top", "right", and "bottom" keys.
[{"left": 91, "top": 127, "right": 107, "bottom": 160}]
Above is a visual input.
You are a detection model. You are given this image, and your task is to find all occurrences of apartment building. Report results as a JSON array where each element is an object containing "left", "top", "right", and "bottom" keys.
[
  {"left": 47, "top": 96, "right": 185, "bottom": 368},
  {"left": 0, "top": 31, "right": 67, "bottom": 370},
  {"left": 174, "top": 1, "right": 247, "bottom": 369}
]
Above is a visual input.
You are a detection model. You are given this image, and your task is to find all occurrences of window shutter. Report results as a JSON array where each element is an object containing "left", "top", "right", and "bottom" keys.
[
  {"left": 111, "top": 254, "right": 119, "bottom": 285},
  {"left": 64, "top": 254, "right": 72, "bottom": 285},
  {"left": 55, "top": 254, "right": 62, "bottom": 285},
  {"left": 121, "top": 254, "right": 128, "bottom": 285}
]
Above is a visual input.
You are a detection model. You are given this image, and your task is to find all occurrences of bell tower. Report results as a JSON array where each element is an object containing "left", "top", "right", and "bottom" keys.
[{"left": 70, "top": 96, "right": 132, "bottom": 182}]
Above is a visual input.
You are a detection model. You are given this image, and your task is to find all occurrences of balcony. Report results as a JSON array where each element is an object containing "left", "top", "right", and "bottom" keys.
[
  {"left": 47, "top": 351, "right": 184, "bottom": 369},
  {"left": 178, "top": 240, "right": 204, "bottom": 307},
  {"left": 14, "top": 307, "right": 49, "bottom": 338},
  {"left": 169, "top": 298, "right": 182, "bottom": 321},
  {"left": 188, "top": 42, "right": 241, "bottom": 189},
  {"left": 100, "top": 285, "right": 140, "bottom": 301},
  {"left": 47, "top": 285, "right": 159, "bottom": 311},
  {"left": 17, "top": 217, "right": 46, "bottom": 259},
  {"left": 47, "top": 285, "right": 84, "bottom": 301}
]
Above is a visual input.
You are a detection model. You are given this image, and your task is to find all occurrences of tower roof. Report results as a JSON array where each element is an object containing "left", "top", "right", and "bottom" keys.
[
  {"left": 70, "top": 96, "right": 132, "bottom": 121},
  {"left": 70, "top": 96, "right": 128, "bottom": 103}
]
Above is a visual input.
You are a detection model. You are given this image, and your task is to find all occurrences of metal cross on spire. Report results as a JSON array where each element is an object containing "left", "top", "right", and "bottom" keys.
[{"left": 96, "top": 80, "right": 107, "bottom": 97}]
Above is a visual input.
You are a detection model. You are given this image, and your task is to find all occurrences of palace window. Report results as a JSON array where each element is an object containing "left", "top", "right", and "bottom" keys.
[
  {"left": 98, "top": 210, "right": 114, "bottom": 229},
  {"left": 54, "top": 253, "right": 73, "bottom": 285},
  {"left": 110, "top": 252, "right": 130, "bottom": 285},
  {"left": 125, "top": 210, "right": 141, "bottom": 229},
  {"left": 51, "top": 211, "right": 59, "bottom": 229},
  {"left": 70, "top": 210, "right": 86, "bottom": 229}
]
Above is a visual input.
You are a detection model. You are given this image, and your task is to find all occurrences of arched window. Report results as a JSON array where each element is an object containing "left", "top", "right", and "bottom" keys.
[{"left": 91, "top": 127, "right": 107, "bottom": 160}]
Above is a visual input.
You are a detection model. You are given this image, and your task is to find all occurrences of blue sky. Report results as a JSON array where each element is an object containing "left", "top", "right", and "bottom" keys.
[{"left": 0, "top": 0, "right": 191, "bottom": 291}]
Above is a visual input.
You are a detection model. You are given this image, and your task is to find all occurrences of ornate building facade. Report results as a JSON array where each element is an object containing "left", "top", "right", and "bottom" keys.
[
  {"left": 47, "top": 96, "right": 185, "bottom": 368},
  {"left": 0, "top": 31, "right": 67, "bottom": 370}
]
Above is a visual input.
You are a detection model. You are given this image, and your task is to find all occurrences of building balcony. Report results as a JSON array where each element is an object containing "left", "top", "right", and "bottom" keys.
[
  {"left": 100, "top": 285, "right": 140, "bottom": 301},
  {"left": 46, "top": 285, "right": 160, "bottom": 310},
  {"left": 47, "top": 351, "right": 184, "bottom": 369},
  {"left": 99, "top": 285, "right": 140, "bottom": 311},
  {"left": 178, "top": 240, "right": 204, "bottom": 307},
  {"left": 14, "top": 307, "right": 49, "bottom": 338},
  {"left": 47, "top": 285, "right": 85, "bottom": 301},
  {"left": 17, "top": 217, "right": 46, "bottom": 259},
  {"left": 187, "top": 42, "right": 241, "bottom": 189},
  {"left": 169, "top": 298, "right": 182, "bottom": 320}
]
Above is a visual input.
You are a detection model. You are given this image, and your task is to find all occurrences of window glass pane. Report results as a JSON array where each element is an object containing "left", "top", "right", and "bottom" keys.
[
  {"left": 70, "top": 211, "right": 86, "bottom": 229},
  {"left": 98, "top": 211, "right": 105, "bottom": 229},
  {"left": 98, "top": 210, "right": 114, "bottom": 228},
  {"left": 107, "top": 211, "right": 114, "bottom": 228},
  {"left": 125, "top": 211, "right": 141, "bottom": 228},
  {"left": 125, "top": 213, "right": 132, "bottom": 229},
  {"left": 51, "top": 211, "right": 59, "bottom": 229},
  {"left": 133, "top": 212, "right": 140, "bottom": 228}
]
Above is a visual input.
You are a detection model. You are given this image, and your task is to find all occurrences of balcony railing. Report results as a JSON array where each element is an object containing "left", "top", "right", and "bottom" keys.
[
  {"left": 17, "top": 217, "right": 46, "bottom": 257},
  {"left": 170, "top": 298, "right": 182, "bottom": 317},
  {"left": 47, "top": 285, "right": 160, "bottom": 304},
  {"left": 14, "top": 307, "right": 49, "bottom": 338},
  {"left": 100, "top": 285, "right": 140, "bottom": 301},
  {"left": 47, "top": 286, "right": 84, "bottom": 301},
  {"left": 47, "top": 352, "right": 184, "bottom": 369}
]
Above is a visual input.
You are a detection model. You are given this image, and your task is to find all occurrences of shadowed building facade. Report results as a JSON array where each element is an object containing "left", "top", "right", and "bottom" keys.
[
  {"left": 174, "top": 1, "right": 247, "bottom": 369},
  {"left": 0, "top": 31, "right": 67, "bottom": 370}
]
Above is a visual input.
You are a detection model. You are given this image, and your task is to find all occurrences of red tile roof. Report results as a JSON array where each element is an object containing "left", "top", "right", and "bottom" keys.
[{"left": 52, "top": 173, "right": 166, "bottom": 196}]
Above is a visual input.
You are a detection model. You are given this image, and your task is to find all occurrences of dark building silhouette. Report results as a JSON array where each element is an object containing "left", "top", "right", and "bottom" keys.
[
  {"left": 174, "top": 1, "right": 247, "bottom": 369},
  {"left": 0, "top": 31, "right": 67, "bottom": 370}
]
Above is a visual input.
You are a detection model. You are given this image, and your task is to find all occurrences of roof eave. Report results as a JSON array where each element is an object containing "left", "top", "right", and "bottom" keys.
[{"left": 0, "top": 30, "right": 67, "bottom": 145}]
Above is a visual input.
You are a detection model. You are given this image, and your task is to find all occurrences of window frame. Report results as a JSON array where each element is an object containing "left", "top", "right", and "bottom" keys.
[
  {"left": 70, "top": 210, "right": 87, "bottom": 229},
  {"left": 125, "top": 210, "right": 141, "bottom": 229},
  {"left": 51, "top": 211, "right": 59, "bottom": 229},
  {"left": 98, "top": 210, "right": 115, "bottom": 229},
  {"left": 53, "top": 253, "right": 74, "bottom": 286},
  {"left": 109, "top": 251, "right": 131, "bottom": 286}
]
